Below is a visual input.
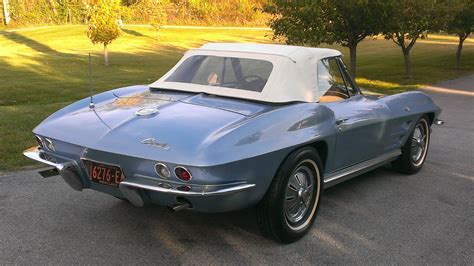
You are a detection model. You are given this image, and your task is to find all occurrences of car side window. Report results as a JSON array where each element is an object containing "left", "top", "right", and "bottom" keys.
[
  {"left": 337, "top": 58, "right": 359, "bottom": 96},
  {"left": 317, "top": 58, "right": 350, "bottom": 103}
]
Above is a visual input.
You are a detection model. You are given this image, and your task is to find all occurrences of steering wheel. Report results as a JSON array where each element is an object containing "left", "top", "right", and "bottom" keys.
[{"left": 235, "top": 75, "right": 266, "bottom": 90}]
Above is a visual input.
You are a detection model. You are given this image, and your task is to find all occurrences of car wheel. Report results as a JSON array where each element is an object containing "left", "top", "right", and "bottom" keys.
[
  {"left": 392, "top": 116, "right": 431, "bottom": 174},
  {"left": 257, "top": 147, "right": 323, "bottom": 243}
]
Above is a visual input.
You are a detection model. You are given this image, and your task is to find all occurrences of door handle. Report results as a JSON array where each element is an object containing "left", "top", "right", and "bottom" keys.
[{"left": 335, "top": 118, "right": 349, "bottom": 125}]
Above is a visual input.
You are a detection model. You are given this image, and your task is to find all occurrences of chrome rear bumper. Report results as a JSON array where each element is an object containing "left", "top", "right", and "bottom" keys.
[
  {"left": 119, "top": 180, "right": 255, "bottom": 207},
  {"left": 23, "top": 146, "right": 84, "bottom": 191},
  {"left": 23, "top": 146, "right": 73, "bottom": 171},
  {"left": 120, "top": 181, "right": 255, "bottom": 196},
  {"left": 23, "top": 146, "right": 256, "bottom": 208}
]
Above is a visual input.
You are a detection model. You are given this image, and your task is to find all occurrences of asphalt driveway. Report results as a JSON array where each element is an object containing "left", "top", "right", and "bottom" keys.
[{"left": 1, "top": 75, "right": 473, "bottom": 264}]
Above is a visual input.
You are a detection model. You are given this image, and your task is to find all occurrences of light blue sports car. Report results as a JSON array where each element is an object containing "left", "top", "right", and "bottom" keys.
[{"left": 24, "top": 43, "right": 442, "bottom": 243}]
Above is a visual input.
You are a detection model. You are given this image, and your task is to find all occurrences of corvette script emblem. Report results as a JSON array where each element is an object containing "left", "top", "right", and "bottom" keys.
[{"left": 141, "top": 138, "right": 170, "bottom": 150}]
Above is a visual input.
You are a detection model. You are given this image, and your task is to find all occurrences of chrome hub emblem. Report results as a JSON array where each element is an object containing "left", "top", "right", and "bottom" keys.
[
  {"left": 298, "top": 188, "right": 304, "bottom": 198},
  {"left": 141, "top": 138, "right": 170, "bottom": 150}
]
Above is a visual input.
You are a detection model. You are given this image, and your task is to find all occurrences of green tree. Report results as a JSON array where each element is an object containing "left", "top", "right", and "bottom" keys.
[
  {"left": 446, "top": 0, "right": 474, "bottom": 69},
  {"left": 381, "top": 0, "right": 449, "bottom": 79},
  {"left": 86, "top": 0, "right": 122, "bottom": 66},
  {"left": 129, "top": 0, "right": 167, "bottom": 38},
  {"left": 264, "top": 0, "right": 381, "bottom": 78}
]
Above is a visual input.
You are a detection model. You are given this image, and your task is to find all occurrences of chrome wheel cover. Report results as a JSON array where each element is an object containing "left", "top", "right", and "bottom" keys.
[
  {"left": 411, "top": 120, "right": 429, "bottom": 166},
  {"left": 284, "top": 159, "right": 320, "bottom": 231}
]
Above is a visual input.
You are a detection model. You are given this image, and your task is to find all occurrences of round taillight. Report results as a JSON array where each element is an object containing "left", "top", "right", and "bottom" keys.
[
  {"left": 155, "top": 163, "right": 171, "bottom": 178},
  {"left": 35, "top": 135, "right": 44, "bottom": 148},
  {"left": 45, "top": 138, "right": 55, "bottom": 152},
  {"left": 174, "top": 166, "right": 192, "bottom": 182}
]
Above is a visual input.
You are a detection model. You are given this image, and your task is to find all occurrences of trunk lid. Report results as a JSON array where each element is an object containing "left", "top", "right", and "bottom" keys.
[{"left": 36, "top": 89, "right": 274, "bottom": 164}]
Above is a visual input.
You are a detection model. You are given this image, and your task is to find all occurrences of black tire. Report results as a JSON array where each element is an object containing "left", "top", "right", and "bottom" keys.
[
  {"left": 257, "top": 147, "right": 323, "bottom": 243},
  {"left": 392, "top": 116, "right": 431, "bottom": 175}
]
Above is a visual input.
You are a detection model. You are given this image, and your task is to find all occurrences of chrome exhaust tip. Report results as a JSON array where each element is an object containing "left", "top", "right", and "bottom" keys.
[
  {"left": 168, "top": 200, "right": 192, "bottom": 212},
  {"left": 434, "top": 119, "right": 444, "bottom": 126}
]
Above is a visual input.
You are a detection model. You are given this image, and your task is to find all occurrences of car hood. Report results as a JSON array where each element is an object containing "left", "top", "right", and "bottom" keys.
[{"left": 34, "top": 89, "right": 273, "bottom": 165}]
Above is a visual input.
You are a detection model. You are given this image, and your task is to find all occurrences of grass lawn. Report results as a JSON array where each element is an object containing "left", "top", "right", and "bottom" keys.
[{"left": 0, "top": 25, "right": 473, "bottom": 170}]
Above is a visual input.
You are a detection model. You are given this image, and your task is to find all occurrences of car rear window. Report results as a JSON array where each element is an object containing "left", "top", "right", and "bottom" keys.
[{"left": 165, "top": 55, "right": 273, "bottom": 92}]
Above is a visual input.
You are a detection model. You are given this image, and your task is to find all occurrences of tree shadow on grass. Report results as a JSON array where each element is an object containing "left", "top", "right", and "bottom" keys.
[
  {"left": 122, "top": 28, "right": 147, "bottom": 37},
  {"left": 0, "top": 31, "right": 62, "bottom": 55},
  {"left": 122, "top": 27, "right": 159, "bottom": 42}
]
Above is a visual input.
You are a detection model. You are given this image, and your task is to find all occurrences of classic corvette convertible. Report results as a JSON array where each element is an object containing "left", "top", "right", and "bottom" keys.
[{"left": 24, "top": 43, "right": 442, "bottom": 243}]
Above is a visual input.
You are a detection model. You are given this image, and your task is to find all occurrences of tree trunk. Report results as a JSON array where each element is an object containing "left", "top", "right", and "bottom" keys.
[
  {"left": 46, "top": 0, "right": 57, "bottom": 15},
  {"left": 348, "top": 43, "right": 357, "bottom": 79},
  {"left": 104, "top": 44, "right": 109, "bottom": 66},
  {"left": 402, "top": 48, "right": 412, "bottom": 79},
  {"left": 455, "top": 34, "right": 466, "bottom": 70},
  {"left": 2, "top": 0, "right": 10, "bottom": 26}
]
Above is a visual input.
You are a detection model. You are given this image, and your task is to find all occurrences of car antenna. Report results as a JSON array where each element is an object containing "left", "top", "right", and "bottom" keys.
[{"left": 88, "top": 53, "right": 95, "bottom": 109}]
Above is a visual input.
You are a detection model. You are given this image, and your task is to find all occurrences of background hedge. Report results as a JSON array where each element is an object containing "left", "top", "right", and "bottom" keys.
[{"left": 2, "top": 0, "right": 270, "bottom": 27}]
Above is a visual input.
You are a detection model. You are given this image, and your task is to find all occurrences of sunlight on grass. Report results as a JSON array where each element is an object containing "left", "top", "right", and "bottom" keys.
[
  {"left": 417, "top": 40, "right": 474, "bottom": 46},
  {"left": 356, "top": 78, "right": 403, "bottom": 89},
  {"left": 356, "top": 78, "right": 420, "bottom": 94},
  {"left": 428, "top": 34, "right": 474, "bottom": 43}
]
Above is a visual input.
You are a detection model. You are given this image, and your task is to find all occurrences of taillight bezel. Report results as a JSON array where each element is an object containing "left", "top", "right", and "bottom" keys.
[
  {"left": 174, "top": 166, "right": 192, "bottom": 182},
  {"left": 45, "top": 138, "right": 55, "bottom": 152},
  {"left": 35, "top": 135, "right": 44, "bottom": 148},
  {"left": 155, "top": 162, "right": 171, "bottom": 178}
]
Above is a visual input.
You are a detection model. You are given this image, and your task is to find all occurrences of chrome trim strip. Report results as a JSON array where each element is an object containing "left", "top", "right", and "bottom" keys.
[
  {"left": 119, "top": 181, "right": 255, "bottom": 196},
  {"left": 132, "top": 173, "right": 250, "bottom": 189},
  {"left": 23, "top": 146, "right": 73, "bottom": 171},
  {"left": 323, "top": 150, "right": 401, "bottom": 189}
]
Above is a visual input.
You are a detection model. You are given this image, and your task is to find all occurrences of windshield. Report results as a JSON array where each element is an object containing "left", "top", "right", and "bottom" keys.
[{"left": 165, "top": 55, "right": 273, "bottom": 92}]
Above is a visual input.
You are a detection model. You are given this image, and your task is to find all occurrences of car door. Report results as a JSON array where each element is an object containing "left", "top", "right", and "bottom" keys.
[{"left": 318, "top": 57, "right": 389, "bottom": 172}]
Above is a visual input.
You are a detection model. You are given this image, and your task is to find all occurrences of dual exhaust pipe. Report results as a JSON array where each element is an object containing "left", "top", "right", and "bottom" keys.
[{"left": 168, "top": 201, "right": 192, "bottom": 212}]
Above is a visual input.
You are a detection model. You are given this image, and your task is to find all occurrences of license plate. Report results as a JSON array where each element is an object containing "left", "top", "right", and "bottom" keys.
[{"left": 83, "top": 160, "right": 124, "bottom": 188}]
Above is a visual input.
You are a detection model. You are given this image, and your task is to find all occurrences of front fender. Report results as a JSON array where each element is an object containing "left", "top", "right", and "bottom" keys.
[{"left": 381, "top": 91, "right": 442, "bottom": 121}]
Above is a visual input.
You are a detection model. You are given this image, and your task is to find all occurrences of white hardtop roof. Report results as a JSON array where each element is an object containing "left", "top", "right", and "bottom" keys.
[{"left": 150, "top": 43, "right": 342, "bottom": 103}]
